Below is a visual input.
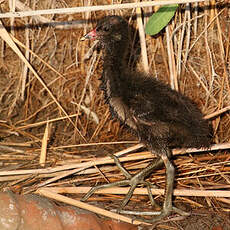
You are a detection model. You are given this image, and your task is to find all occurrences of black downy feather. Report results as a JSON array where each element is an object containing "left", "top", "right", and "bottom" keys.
[{"left": 91, "top": 15, "right": 212, "bottom": 153}]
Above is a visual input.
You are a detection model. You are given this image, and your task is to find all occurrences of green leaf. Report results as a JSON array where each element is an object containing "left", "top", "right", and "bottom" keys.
[{"left": 145, "top": 4, "right": 178, "bottom": 36}]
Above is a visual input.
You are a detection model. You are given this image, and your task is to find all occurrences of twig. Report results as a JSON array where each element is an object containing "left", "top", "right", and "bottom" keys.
[
  {"left": 16, "top": 114, "right": 80, "bottom": 130},
  {"left": 0, "top": 142, "right": 230, "bottom": 176},
  {"left": 166, "top": 25, "right": 178, "bottom": 90},
  {"left": 0, "top": 0, "right": 209, "bottom": 19},
  {"left": 39, "top": 186, "right": 230, "bottom": 198},
  {"left": 37, "top": 189, "right": 146, "bottom": 225},
  {"left": 39, "top": 121, "right": 49, "bottom": 167},
  {"left": 20, "top": 17, "right": 29, "bottom": 101},
  {"left": 204, "top": 105, "right": 230, "bottom": 120},
  {"left": 136, "top": 6, "right": 149, "bottom": 73}
]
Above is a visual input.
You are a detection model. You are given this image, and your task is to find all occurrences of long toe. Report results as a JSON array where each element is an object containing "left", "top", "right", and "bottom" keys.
[
  {"left": 115, "top": 204, "right": 189, "bottom": 224},
  {"left": 81, "top": 179, "right": 130, "bottom": 201}
]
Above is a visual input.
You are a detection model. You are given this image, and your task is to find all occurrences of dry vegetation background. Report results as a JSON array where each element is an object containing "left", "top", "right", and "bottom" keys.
[{"left": 0, "top": 0, "right": 230, "bottom": 228}]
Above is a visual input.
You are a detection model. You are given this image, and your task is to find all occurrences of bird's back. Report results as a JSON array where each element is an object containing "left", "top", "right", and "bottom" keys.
[{"left": 119, "top": 71, "right": 212, "bottom": 150}]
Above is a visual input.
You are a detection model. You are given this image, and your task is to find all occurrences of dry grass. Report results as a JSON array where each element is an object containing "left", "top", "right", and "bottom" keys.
[{"left": 0, "top": 0, "right": 230, "bottom": 226}]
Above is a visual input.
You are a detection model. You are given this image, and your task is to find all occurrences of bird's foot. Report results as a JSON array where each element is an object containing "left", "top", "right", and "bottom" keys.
[
  {"left": 81, "top": 154, "right": 162, "bottom": 208},
  {"left": 148, "top": 206, "right": 190, "bottom": 223},
  {"left": 116, "top": 206, "right": 190, "bottom": 224},
  {"left": 109, "top": 153, "right": 161, "bottom": 209}
]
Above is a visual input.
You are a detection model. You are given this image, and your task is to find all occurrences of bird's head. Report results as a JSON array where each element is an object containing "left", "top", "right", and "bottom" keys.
[{"left": 81, "top": 15, "right": 128, "bottom": 48}]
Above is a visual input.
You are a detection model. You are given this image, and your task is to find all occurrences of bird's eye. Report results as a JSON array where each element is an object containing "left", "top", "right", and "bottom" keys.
[
  {"left": 102, "top": 25, "right": 110, "bottom": 32},
  {"left": 96, "top": 25, "right": 109, "bottom": 32},
  {"left": 96, "top": 26, "right": 102, "bottom": 32}
]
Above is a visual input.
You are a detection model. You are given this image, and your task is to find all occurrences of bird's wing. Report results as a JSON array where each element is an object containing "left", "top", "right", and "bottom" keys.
[
  {"left": 126, "top": 89, "right": 191, "bottom": 126},
  {"left": 109, "top": 97, "right": 137, "bottom": 130}
]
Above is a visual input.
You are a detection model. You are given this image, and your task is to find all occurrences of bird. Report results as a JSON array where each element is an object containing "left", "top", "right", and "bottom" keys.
[{"left": 81, "top": 15, "right": 212, "bottom": 223}]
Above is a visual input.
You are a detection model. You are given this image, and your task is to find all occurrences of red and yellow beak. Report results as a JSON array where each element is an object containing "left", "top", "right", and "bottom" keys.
[{"left": 81, "top": 29, "right": 97, "bottom": 41}]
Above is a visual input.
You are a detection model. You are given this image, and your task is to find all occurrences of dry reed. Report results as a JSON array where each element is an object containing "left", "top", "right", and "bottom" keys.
[{"left": 0, "top": 0, "right": 229, "bottom": 225}]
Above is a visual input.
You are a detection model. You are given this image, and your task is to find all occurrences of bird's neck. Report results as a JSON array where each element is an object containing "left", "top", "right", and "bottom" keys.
[
  {"left": 101, "top": 44, "right": 127, "bottom": 97},
  {"left": 103, "top": 43, "right": 126, "bottom": 68}
]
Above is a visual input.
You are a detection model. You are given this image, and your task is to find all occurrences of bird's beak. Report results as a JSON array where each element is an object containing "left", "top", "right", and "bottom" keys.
[{"left": 81, "top": 29, "right": 97, "bottom": 41}]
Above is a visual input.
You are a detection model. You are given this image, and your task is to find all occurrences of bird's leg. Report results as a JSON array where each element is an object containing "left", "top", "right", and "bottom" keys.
[
  {"left": 129, "top": 148, "right": 177, "bottom": 223},
  {"left": 153, "top": 150, "right": 175, "bottom": 220},
  {"left": 144, "top": 149, "right": 189, "bottom": 223},
  {"left": 82, "top": 150, "right": 189, "bottom": 223},
  {"left": 118, "top": 149, "right": 189, "bottom": 223},
  {"left": 115, "top": 149, "right": 175, "bottom": 221}
]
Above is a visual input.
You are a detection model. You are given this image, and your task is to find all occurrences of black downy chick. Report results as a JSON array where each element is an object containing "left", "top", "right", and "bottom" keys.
[{"left": 81, "top": 15, "right": 212, "bottom": 223}]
